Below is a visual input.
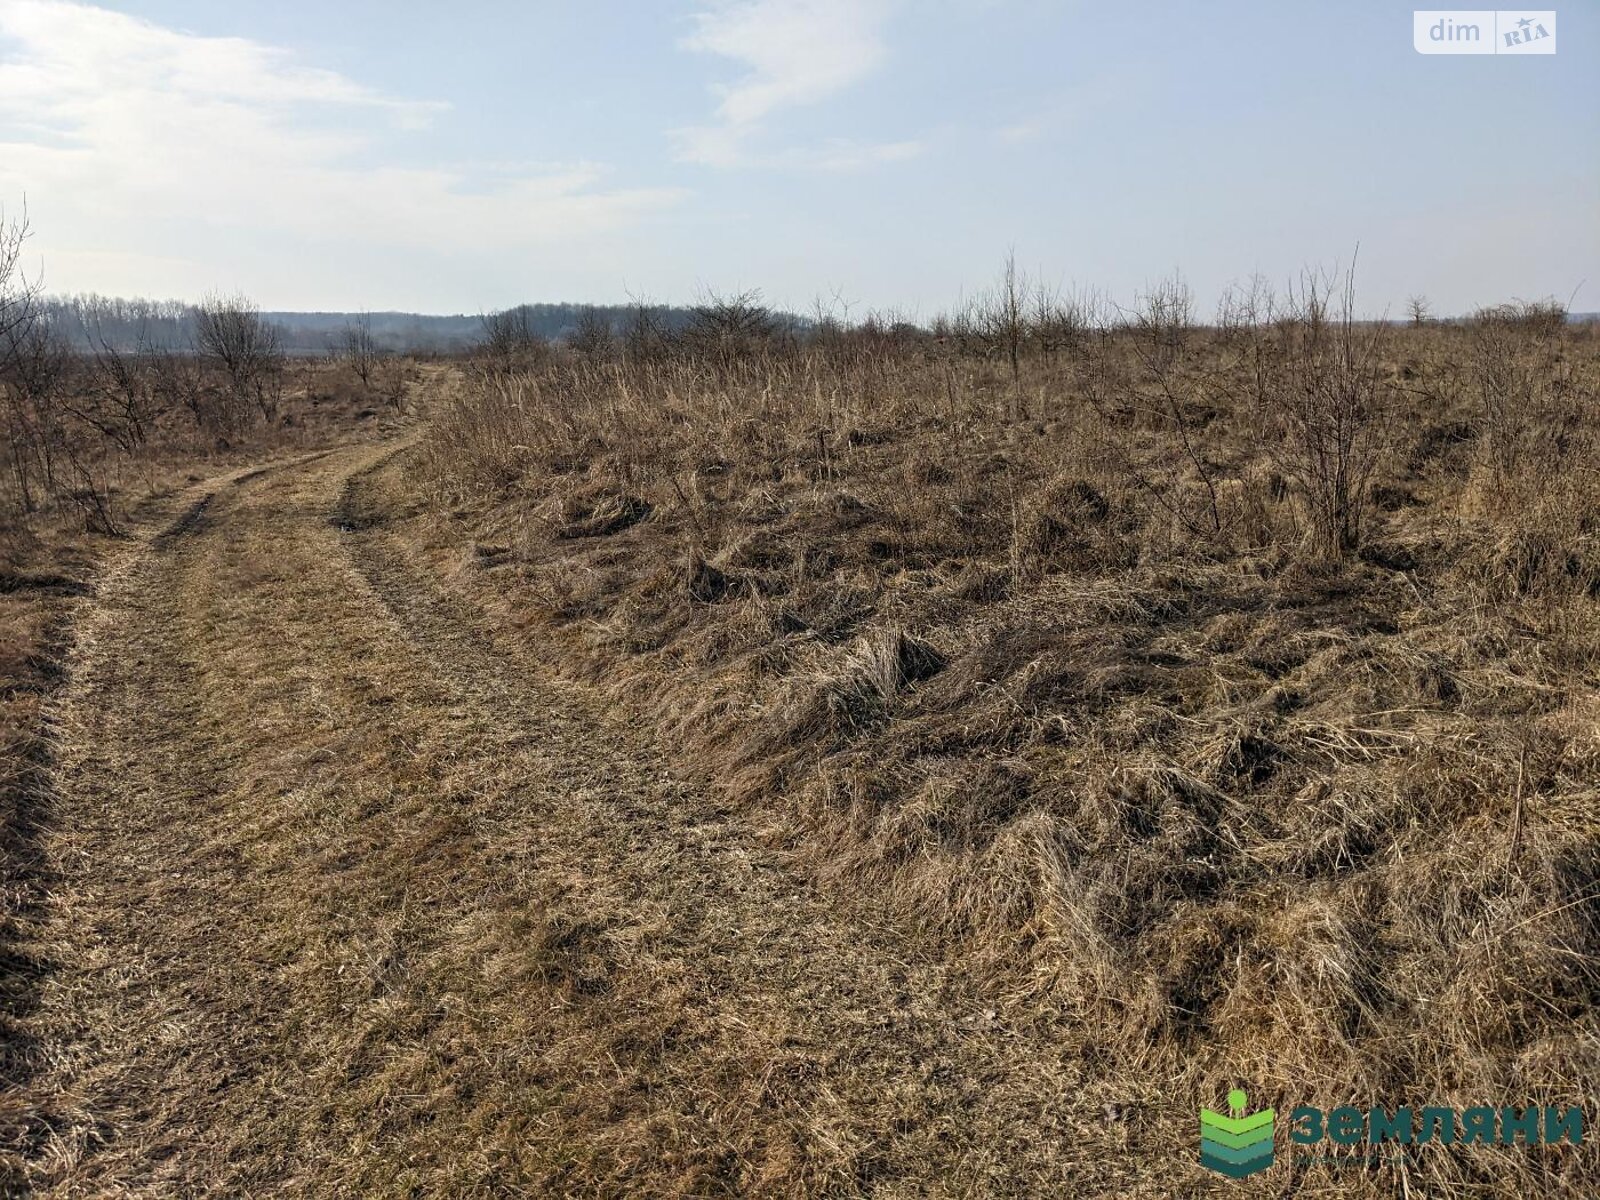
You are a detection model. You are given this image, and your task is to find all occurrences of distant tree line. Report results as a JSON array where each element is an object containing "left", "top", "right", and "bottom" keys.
[{"left": 31, "top": 298, "right": 786, "bottom": 356}]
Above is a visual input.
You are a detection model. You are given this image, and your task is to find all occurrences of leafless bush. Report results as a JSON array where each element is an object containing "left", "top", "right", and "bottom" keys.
[
  {"left": 948, "top": 258, "right": 1103, "bottom": 397},
  {"left": 194, "top": 292, "right": 284, "bottom": 424},
  {"left": 0, "top": 321, "right": 73, "bottom": 512},
  {"left": 479, "top": 305, "right": 550, "bottom": 371},
  {"left": 77, "top": 314, "right": 173, "bottom": 450},
  {"left": 146, "top": 342, "right": 208, "bottom": 430},
  {"left": 2, "top": 306, "right": 71, "bottom": 407},
  {"left": 1083, "top": 275, "right": 1225, "bottom": 542},
  {"left": 1467, "top": 299, "right": 1572, "bottom": 491},
  {"left": 1250, "top": 265, "right": 1391, "bottom": 558},
  {"left": 684, "top": 288, "right": 777, "bottom": 372},
  {"left": 76, "top": 340, "right": 145, "bottom": 452},
  {"left": 847, "top": 310, "right": 925, "bottom": 368},
  {"left": 57, "top": 438, "right": 121, "bottom": 535},
  {"left": 981, "top": 251, "right": 1028, "bottom": 392},
  {"left": 1477, "top": 297, "right": 1568, "bottom": 339},
  {"left": 808, "top": 288, "right": 854, "bottom": 355},
  {"left": 1, "top": 211, "right": 61, "bottom": 512},
  {"left": 339, "top": 313, "right": 381, "bottom": 389},
  {"left": 621, "top": 294, "right": 674, "bottom": 366},
  {"left": 1215, "top": 274, "right": 1274, "bottom": 350},
  {"left": 1130, "top": 273, "right": 1193, "bottom": 373},
  {"left": 0, "top": 205, "right": 40, "bottom": 363},
  {"left": 1, "top": 208, "right": 126, "bottom": 526},
  {"left": 569, "top": 306, "right": 615, "bottom": 360},
  {"left": 1029, "top": 282, "right": 1092, "bottom": 362}
]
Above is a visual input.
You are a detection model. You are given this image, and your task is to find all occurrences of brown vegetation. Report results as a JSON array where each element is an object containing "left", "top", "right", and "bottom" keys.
[{"left": 400, "top": 277, "right": 1600, "bottom": 1195}]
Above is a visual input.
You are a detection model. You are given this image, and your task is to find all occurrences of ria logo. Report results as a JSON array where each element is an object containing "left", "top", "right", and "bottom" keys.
[
  {"left": 1201, "top": 1089, "right": 1275, "bottom": 1179},
  {"left": 1413, "top": 11, "right": 1557, "bottom": 54}
]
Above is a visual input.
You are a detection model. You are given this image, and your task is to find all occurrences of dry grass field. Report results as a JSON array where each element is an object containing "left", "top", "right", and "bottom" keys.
[
  {"left": 394, "top": 289, "right": 1600, "bottom": 1195},
  {"left": 3, "top": 279, "right": 1599, "bottom": 1196}
]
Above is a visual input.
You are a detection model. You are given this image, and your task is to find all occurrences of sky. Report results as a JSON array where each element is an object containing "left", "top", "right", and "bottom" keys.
[{"left": 0, "top": 0, "right": 1595, "bottom": 317}]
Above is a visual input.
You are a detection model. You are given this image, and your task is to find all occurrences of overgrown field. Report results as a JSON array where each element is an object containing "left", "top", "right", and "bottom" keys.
[{"left": 406, "top": 290, "right": 1600, "bottom": 1194}]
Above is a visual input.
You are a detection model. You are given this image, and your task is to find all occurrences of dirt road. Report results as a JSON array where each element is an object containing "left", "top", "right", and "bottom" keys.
[{"left": 10, "top": 444, "right": 1120, "bottom": 1197}]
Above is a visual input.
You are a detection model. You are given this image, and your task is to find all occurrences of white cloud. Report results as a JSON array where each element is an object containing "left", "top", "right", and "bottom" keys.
[
  {"left": 0, "top": 0, "right": 440, "bottom": 122},
  {"left": 684, "top": 0, "right": 891, "bottom": 124},
  {"left": 0, "top": 1, "right": 685, "bottom": 300},
  {"left": 674, "top": 0, "right": 911, "bottom": 169}
]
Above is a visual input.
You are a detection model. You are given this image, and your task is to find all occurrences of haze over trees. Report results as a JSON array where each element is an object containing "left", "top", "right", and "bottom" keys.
[{"left": 31, "top": 298, "right": 729, "bottom": 356}]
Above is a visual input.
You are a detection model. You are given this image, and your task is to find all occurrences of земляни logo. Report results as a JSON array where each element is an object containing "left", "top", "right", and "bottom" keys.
[{"left": 1201, "top": 1089, "right": 1276, "bottom": 1179}]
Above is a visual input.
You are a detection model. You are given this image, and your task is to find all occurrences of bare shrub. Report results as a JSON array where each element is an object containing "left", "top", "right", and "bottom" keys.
[
  {"left": 479, "top": 305, "right": 548, "bottom": 370},
  {"left": 0, "top": 208, "right": 128, "bottom": 529},
  {"left": 1483, "top": 296, "right": 1568, "bottom": 339},
  {"left": 684, "top": 288, "right": 777, "bottom": 373},
  {"left": 1, "top": 209, "right": 67, "bottom": 513},
  {"left": 982, "top": 251, "right": 1028, "bottom": 392},
  {"left": 1083, "top": 274, "right": 1226, "bottom": 543},
  {"left": 194, "top": 292, "right": 284, "bottom": 425},
  {"left": 0, "top": 205, "right": 40, "bottom": 362},
  {"left": 147, "top": 342, "right": 209, "bottom": 431},
  {"left": 568, "top": 306, "right": 615, "bottom": 361},
  {"left": 1468, "top": 300, "right": 1567, "bottom": 487},
  {"left": 1248, "top": 265, "right": 1391, "bottom": 558},
  {"left": 1, "top": 319, "right": 73, "bottom": 512},
  {"left": 621, "top": 294, "right": 674, "bottom": 365},
  {"left": 79, "top": 319, "right": 167, "bottom": 451},
  {"left": 1029, "top": 281, "right": 1091, "bottom": 362},
  {"left": 338, "top": 312, "right": 380, "bottom": 389}
]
